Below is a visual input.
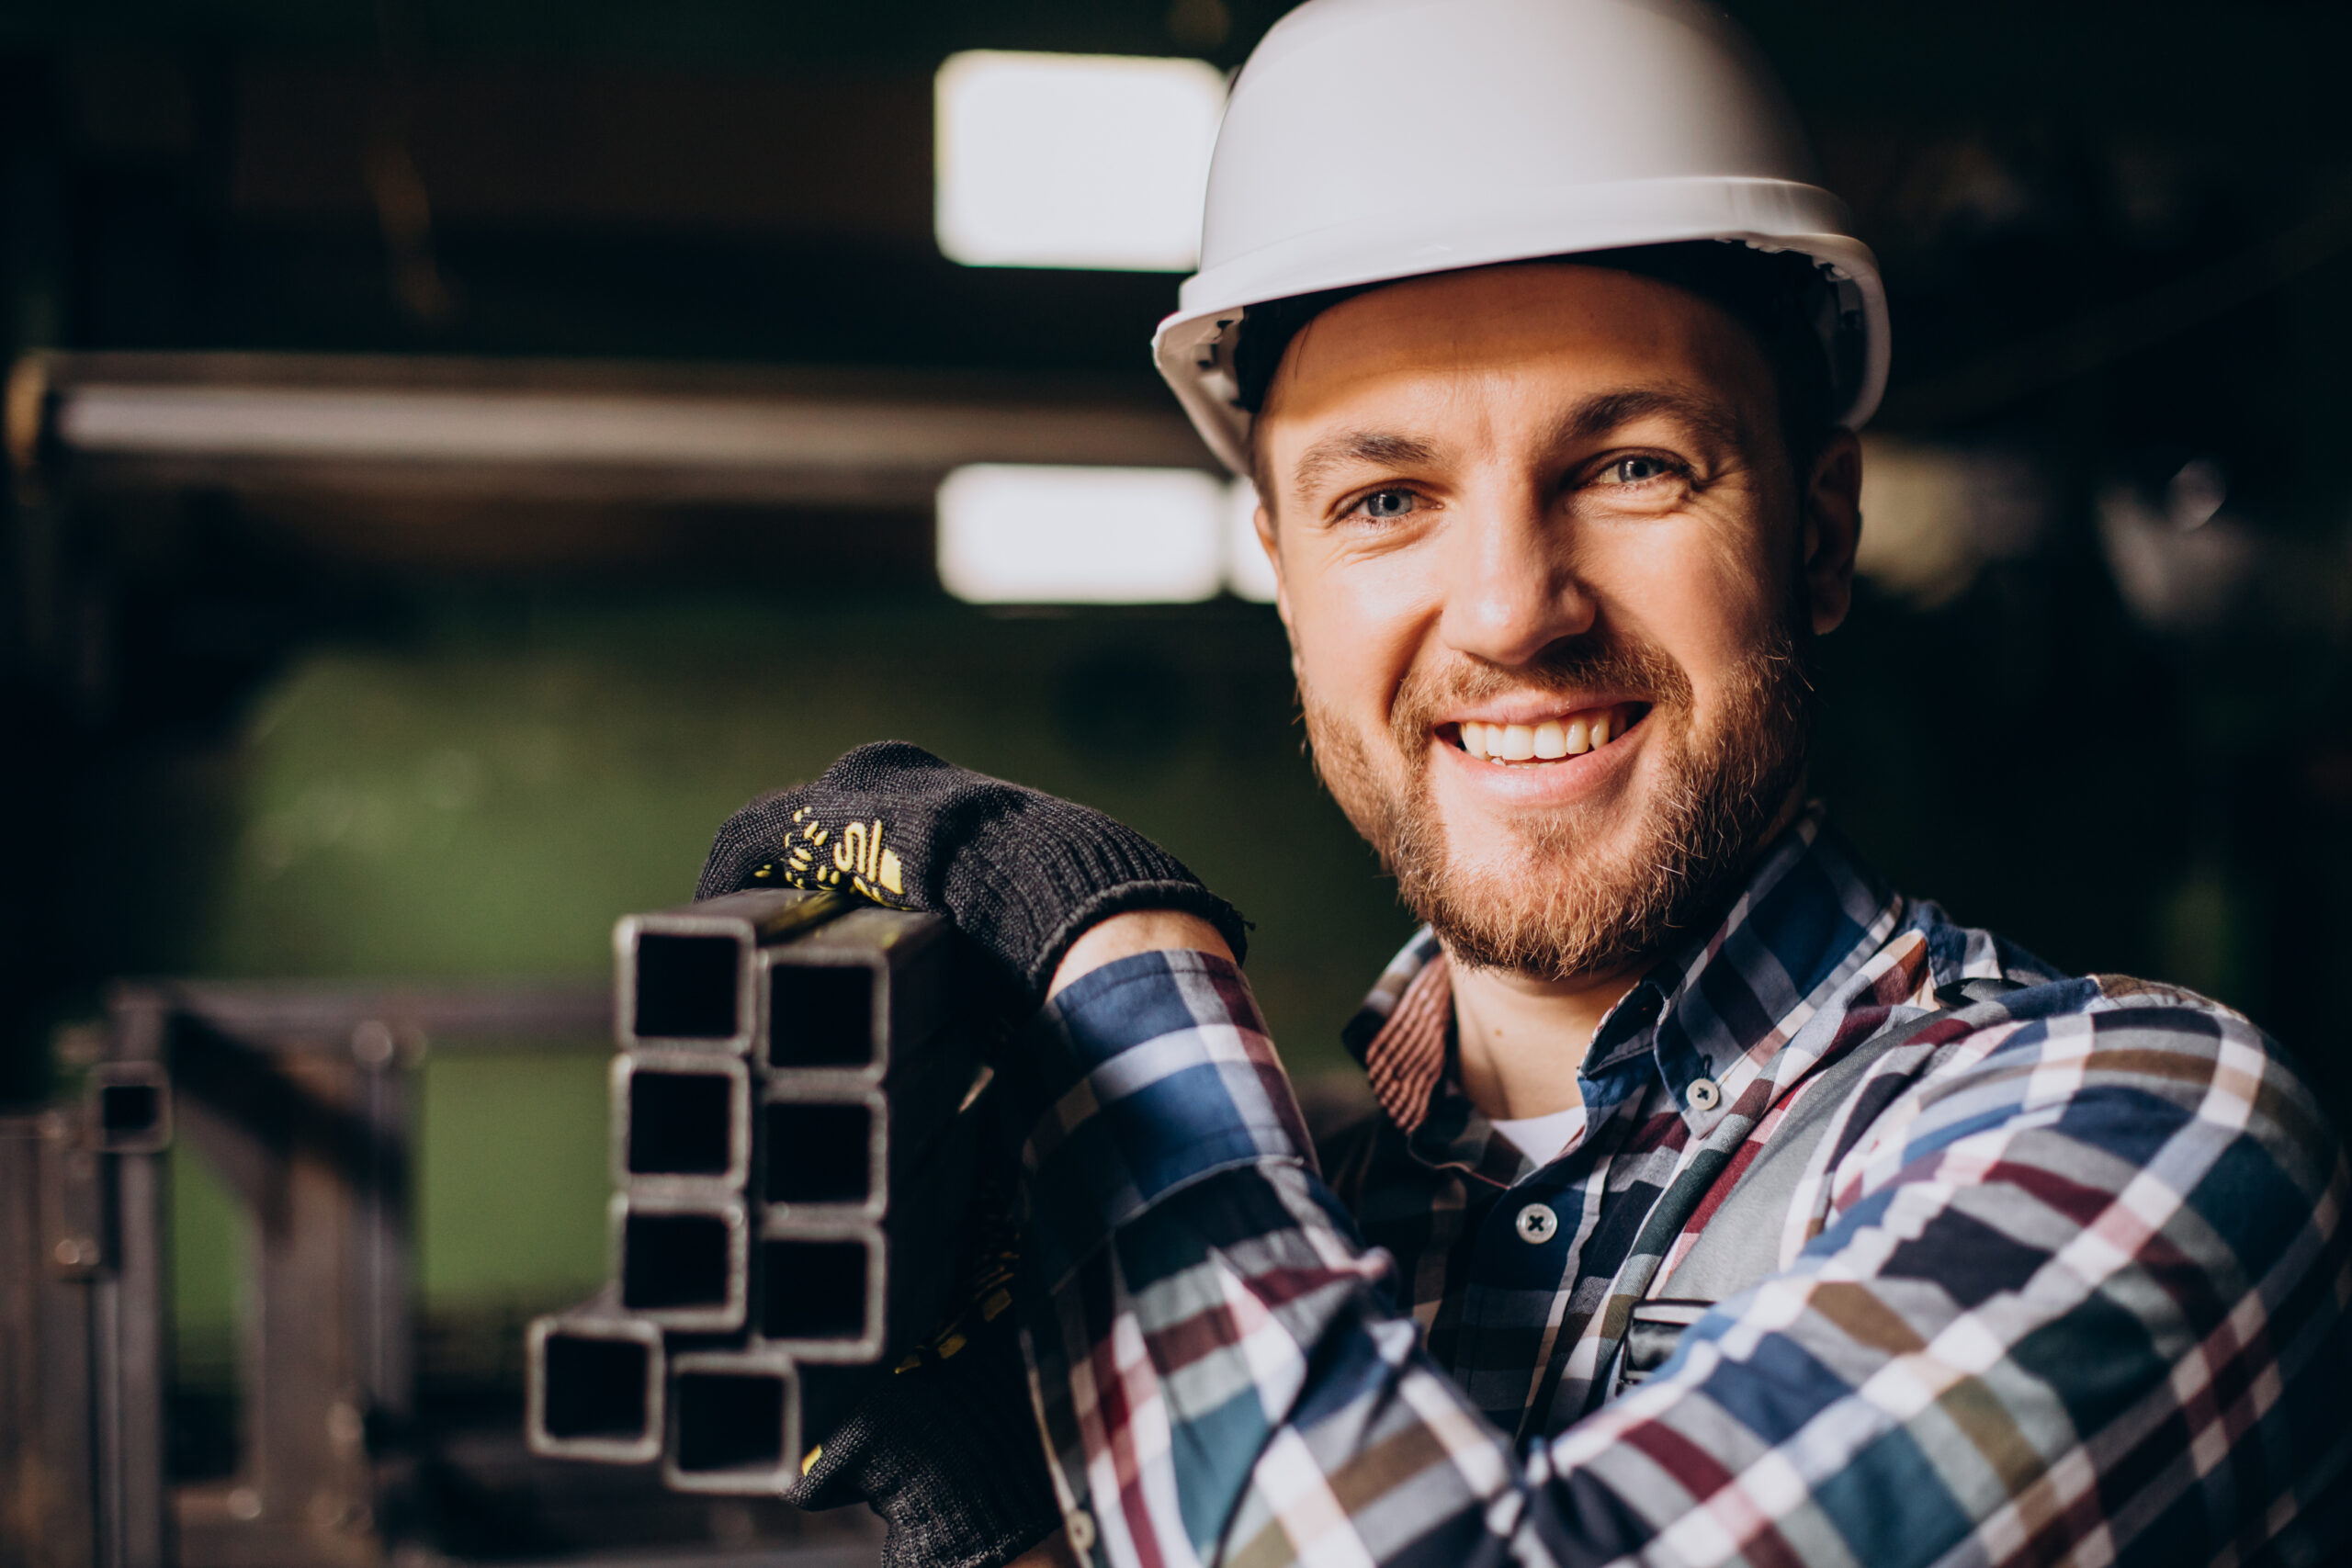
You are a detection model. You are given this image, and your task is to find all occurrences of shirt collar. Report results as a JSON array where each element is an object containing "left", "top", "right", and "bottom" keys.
[{"left": 1343, "top": 806, "right": 1904, "bottom": 1149}]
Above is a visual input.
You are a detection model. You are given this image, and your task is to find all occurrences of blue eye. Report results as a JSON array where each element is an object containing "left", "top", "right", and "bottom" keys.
[
  {"left": 1359, "top": 489, "right": 1418, "bottom": 518},
  {"left": 1606, "top": 456, "right": 1674, "bottom": 483}
]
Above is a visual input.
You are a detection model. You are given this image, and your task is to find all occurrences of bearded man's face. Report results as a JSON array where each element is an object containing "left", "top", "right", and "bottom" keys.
[{"left": 1251, "top": 262, "right": 1860, "bottom": 980}]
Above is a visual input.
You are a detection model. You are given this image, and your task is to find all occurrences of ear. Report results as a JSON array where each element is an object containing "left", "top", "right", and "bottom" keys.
[
  {"left": 1801, "top": 430, "right": 1863, "bottom": 636},
  {"left": 1254, "top": 500, "right": 1292, "bottom": 628},
  {"left": 1252, "top": 499, "right": 1306, "bottom": 682}
]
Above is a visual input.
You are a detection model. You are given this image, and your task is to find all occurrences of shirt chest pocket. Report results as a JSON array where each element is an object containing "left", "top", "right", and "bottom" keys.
[{"left": 1609, "top": 1299, "right": 1713, "bottom": 1397}]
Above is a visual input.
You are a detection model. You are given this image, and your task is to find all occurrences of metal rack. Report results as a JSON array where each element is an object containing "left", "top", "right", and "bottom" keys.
[{"left": 0, "top": 977, "right": 881, "bottom": 1568}]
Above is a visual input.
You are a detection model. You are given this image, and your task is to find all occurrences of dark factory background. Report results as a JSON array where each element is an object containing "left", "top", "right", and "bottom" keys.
[{"left": 2, "top": 0, "right": 2348, "bottom": 1562}]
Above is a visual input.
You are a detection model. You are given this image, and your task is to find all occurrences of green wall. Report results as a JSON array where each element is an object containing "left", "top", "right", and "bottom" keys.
[{"left": 168, "top": 591, "right": 1414, "bottom": 1345}]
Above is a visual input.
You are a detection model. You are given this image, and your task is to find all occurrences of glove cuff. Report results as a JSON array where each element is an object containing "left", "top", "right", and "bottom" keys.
[{"left": 952, "top": 792, "right": 1250, "bottom": 1006}]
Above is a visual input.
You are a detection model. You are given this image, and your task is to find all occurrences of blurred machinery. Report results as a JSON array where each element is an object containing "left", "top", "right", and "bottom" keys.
[
  {"left": 0, "top": 978, "right": 900, "bottom": 1568},
  {"left": 0, "top": 891, "right": 998, "bottom": 1566}
]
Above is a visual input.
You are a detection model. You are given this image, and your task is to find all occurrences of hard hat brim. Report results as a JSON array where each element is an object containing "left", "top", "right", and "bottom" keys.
[{"left": 1154, "top": 175, "right": 1889, "bottom": 476}]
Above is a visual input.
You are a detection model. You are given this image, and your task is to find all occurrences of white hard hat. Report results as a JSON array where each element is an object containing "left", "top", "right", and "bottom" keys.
[{"left": 1153, "top": 0, "right": 1890, "bottom": 474}]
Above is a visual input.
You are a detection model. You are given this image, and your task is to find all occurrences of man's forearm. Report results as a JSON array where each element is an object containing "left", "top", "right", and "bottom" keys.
[{"left": 1048, "top": 909, "right": 1235, "bottom": 998}]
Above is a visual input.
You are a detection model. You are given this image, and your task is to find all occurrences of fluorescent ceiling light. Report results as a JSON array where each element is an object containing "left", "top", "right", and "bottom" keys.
[
  {"left": 937, "top": 465, "right": 1227, "bottom": 604},
  {"left": 934, "top": 51, "right": 1226, "bottom": 272}
]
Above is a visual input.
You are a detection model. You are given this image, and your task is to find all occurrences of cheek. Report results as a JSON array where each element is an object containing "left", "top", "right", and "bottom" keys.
[
  {"left": 1280, "top": 537, "right": 1436, "bottom": 721},
  {"left": 1589, "top": 517, "right": 1781, "bottom": 703}
]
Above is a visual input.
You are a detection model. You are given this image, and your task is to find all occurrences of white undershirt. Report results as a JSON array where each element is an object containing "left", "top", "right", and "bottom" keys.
[{"left": 1488, "top": 1103, "right": 1589, "bottom": 1166}]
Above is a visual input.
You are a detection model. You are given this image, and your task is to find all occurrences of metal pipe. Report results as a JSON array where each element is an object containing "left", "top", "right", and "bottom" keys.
[
  {"left": 754, "top": 903, "right": 957, "bottom": 1079},
  {"left": 661, "top": 1348, "right": 800, "bottom": 1496},
  {"left": 11, "top": 352, "right": 1215, "bottom": 507},
  {"left": 83, "top": 1063, "right": 170, "bottom": 1157},
  {"left": 527, "top": 891, "right": 1001, "bottom": 1489},
  {"left": 753, "top": 1221, "right": 884, "bottom": 1359},
  {"left": 526, "top": 1303, "right": 667, "bottom": 1465},
  {"left": 613, "top": 1051, "right": 753, "bottom": 1196},
  {"left": 759, "top": 1090, "right": 884, "bottom": 1214},
  {"left": 611, "top": 1194, "right": 751, "bottom": 1333}
]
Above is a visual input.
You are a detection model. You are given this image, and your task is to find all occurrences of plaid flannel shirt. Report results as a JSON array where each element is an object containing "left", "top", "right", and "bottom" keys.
[{"left": 1010, "top": 808, "right": 2352, "bottom": 1568}]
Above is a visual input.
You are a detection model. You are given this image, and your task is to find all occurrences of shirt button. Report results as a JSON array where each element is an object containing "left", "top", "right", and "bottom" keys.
[
  {"left": 1514, "top": 1202, "right": 1558, "bottom": 1244},
  {"left": 1066, "top": 1509, "right": 1097, "bottom": 1552},
  {"left": 1688, "top": 1077, "right": 1723, "bottom": 1112}
]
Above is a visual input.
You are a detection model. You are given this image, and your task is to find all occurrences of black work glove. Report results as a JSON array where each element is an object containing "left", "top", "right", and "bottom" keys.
[
  {"left": 788, "top": 1292, "right": 1057, "bottom": 1568},
  {"left": 788, "top": 1166, "right": 1059, "bottom": 1568},
  {"left": 696, "top": 740, "right": 1249, "bottom": 1008}
]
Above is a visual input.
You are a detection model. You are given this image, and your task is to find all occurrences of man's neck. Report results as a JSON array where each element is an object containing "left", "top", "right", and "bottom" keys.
[
  {"left": 1447, "top": 786, "right": 1812, "bottom": 1121},
  {"left": 1450, "top": 958, "right": 1643, "bottom": 1121}
]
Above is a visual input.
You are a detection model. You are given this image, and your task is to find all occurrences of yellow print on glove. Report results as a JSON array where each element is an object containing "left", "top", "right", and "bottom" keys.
[
  {"left": 752, "top": 814, "right": 906, "bottom": 899},
  {"left": 832, "top": 818, "right": 905, "bottom": 897}
]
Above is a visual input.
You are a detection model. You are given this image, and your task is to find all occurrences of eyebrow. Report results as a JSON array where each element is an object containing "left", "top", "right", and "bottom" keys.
[
  {"left": 1287, "top": 431, "right": 1440, "bottom": 506},
  {"left": 1546, "top": 387, "right": 1750, "bottom": 454},
  {"left": 1281, "top": 385, "right": 1753, "bottom": 509}
]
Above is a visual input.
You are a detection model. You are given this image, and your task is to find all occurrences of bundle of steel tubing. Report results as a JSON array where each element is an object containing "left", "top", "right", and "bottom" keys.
[{"left": 526, "top": 888, "right": 988, "bottom": 1495}]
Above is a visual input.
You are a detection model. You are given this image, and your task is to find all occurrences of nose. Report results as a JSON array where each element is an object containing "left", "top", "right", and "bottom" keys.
[{"left": 1435, "top": 489, "right": 1595, "bottom": 668}]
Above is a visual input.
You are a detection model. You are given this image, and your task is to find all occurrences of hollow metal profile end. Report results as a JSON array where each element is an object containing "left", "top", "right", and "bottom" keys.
[
  {"left": 526, "top": 1308, "right": 665, "bottom": 1464},
  {"left": 613, "top": 1051, "right": 752, "bottom": 1195},
  {"left": 756, "top": 907, "right": 952, "bottom": 1079},
  {"left": 611, "top": 1193, "right": 751, "bottom": 1333},
  {"left": 758, "top": 1086, "right": 887, "bottom": 1219},
  {"left": 580, "top": 890, "right": 989, "bottom": 1484},
  {"left": 615, "top": 888, "right": 853, "bottom": 1055},
  {"left": 753, "top": 1218, "right": 885, "bottom": 1362},
  {"left": 85, "top": 1060, "right": 172, "bottom": 1155},
  {"left": 662, "top": 1348, "right": 804, "bottom": 1495}
]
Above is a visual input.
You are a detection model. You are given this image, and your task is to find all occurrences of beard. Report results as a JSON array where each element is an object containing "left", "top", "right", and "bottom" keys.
[{"left": 1305, "top": 619, "right": 1815, "bottom": 981}]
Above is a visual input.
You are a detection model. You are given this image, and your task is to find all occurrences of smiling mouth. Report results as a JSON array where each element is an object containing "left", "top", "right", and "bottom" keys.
[{"left": 1446, "top": 704, "right": 1651, "bottom": 765}]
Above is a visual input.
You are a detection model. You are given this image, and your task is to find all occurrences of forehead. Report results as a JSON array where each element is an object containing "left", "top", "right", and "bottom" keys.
[{"left": 1260, "top": 262, "right": 1773, "bottom": 448}]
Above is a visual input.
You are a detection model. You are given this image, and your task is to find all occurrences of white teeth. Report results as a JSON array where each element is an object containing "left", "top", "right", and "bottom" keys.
[{"left": 1458, "top": 706, "right": 1634, "bottom": 764}]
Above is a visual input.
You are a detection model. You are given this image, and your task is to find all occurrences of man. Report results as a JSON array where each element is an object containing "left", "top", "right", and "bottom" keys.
[{"left": 699, "top": 1, "right": 2350, "bottom": 1563}]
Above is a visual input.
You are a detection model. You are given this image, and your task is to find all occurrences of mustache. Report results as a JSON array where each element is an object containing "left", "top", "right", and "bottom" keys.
[{"left": 1387, "top": 636, "right": 1694, "bottom": 747}]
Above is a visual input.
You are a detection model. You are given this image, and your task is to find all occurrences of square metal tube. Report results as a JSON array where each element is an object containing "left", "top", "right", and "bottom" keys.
[
  {"left": 754, "top": 905, "right": 956, "bottom": 1081},
  {"left": 760, "top": 1089, "right": 885, "bottom": 1214},
  {"left": 526, "top": 1305, "right": 665, "bottom": 1465},
  {"left": 754, "top": 1220, "right": 884, "bottom": 1359},
  {"left": 612, "top": 1051, "right": 752, "bottom": 1195},
  {"left": 85, "top": 1062, "right": 172, "bottom": 1156},
  {"left": 586, "top": 890, "right": 1001, "bottom": 1480},
  {"left": 661, "top": 1348, "right": 801, "bottom": 1495},
  {"left": 610, "top": 1194, "right": 750, "bottom": 1333}
]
